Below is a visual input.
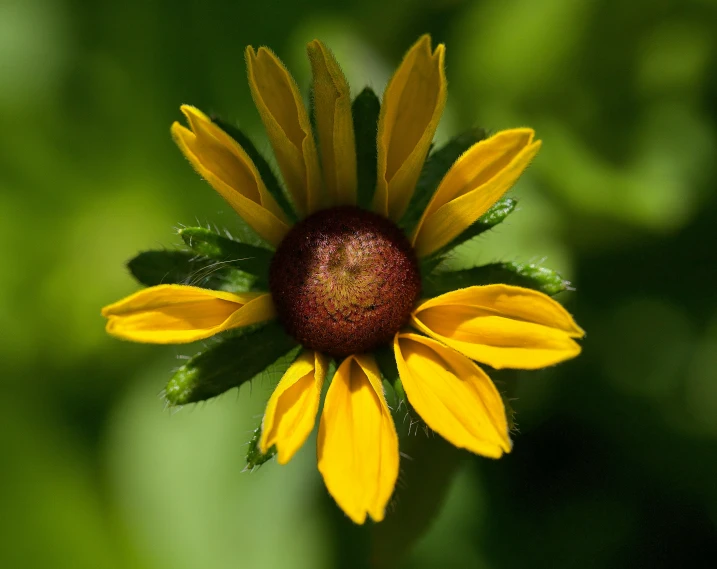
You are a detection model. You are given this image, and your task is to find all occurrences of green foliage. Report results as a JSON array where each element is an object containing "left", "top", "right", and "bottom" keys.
[
  {"left": 210, "top": 117, "right": 298, "bottom": 223},
  {"left": 374, "top": 344, "right": 415, "bottom": 440},
  {"left": 245, "top": 426, "right": 277, "bottom": 470},
  {"left": 400, "top": 127, "right": 488, "bottom": 233},
  {"left": 164, "top": 321, "right": 298, "bottom": 405},
  {"left": 422, "top": 261, "right": 569, "bottom": 298},
  {"left": 374, "top": 345, "right": 403, "bottom": 401},
  {"left": 243, "top": 343, "right": 304, "bottom": 469},
  {"left": 420, "top": 197, "right": 517, "bottom": 274},
  {"left": 127, "top": 249, "right": 255, "bottom": 292},
  {"left": 351, "top": 87, "right": 380, "bottom": 208},
  {"left": 179, "top": 227, "right": 273, "bottom": 289}
]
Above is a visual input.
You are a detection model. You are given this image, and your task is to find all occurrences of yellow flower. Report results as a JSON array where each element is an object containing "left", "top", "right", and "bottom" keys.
[{"left": 102, "top": 35, "right": 584, "bottom": 525}]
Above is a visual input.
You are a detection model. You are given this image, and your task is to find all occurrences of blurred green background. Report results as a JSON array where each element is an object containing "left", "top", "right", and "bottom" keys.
[{"left": 2, "top": 0, "right": 717, "bottom": 567}]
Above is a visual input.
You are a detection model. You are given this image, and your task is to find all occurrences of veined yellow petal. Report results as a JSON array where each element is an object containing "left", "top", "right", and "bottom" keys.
[
  {"left": 317, "top": 354, "right": 399, "bottom": 524},
  {"left": 394, "top": 333, "right": 511, "bottom": 457},
  {"left": 260, "top": 350, "right": 328, "bottom": 464},
  {"left": 172, "top": 106, "right": 290, "bottom": 247},
  {"left": 246, "top": 46, "right": 322, "bottom": 216},
  {"left": 373, "top": 34, "right": 446, "bottom": 221},
  {"left": 307, "top": 40, "right": 357, "bottom": 207},
  {"left": 102, "top": 285, "right": 275, "bottom": 344},
  {"left": 412, "top": 129, "right": 541, "bottom": 257},
  {"left": 412, "top": 285, "right": 584, "bottom": 369}
]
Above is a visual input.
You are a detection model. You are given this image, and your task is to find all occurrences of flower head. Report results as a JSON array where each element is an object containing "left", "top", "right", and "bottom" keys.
[
  {"left": 270, "top": 205, "right": 421, "bottom": 357},
  {"left": 103, "top": 35, "right": 584, "bottom": 525}
]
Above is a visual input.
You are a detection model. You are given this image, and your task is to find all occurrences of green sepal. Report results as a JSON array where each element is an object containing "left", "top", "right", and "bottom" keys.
[
  {"left": 244, "top": 426, "right": 277, "bottom": 471},
  {"left": 392, "top": 377, "right": 407, "bottom": 412},
  {"left": 352, "top": 87, "right": 380, "bottom": 209},
  {"left": 127, "top": 250, "right": 255, "bottom": 293},
  {"left": 422, "top": 260, "right": 570, "bottom": 298},
  {"left": 210, "top": 116, "right": 298, "bottom": 223},
  {"left": 400, "top": 127, "right": 489, "bottom": 234},
  {"left": 318, "top": 357, "right": 338, "bottom": 404},
  {"left": 374, "top": 345, "right": 403, "bottom": 404},
  {"left": 164, "top": 321, "right": 299, "bottom": 406},
  {"left": 374, "top": 344, "right": 414, "bottom": 439},
  {"left": 243, "top": 343, "right": 304, "bottom": 469},
  {"left": 420, "top": 197, "right": 517, "bottom": 274},
  {"left": 179, "top": 227, "right": 273, "bottom": 289}
]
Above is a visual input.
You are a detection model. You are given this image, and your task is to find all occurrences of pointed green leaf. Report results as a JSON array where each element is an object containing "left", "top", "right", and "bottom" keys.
[
  {"left": 318, "top": 358, "right": 338, "bottom": 403},
  {"left": 245, "top": 426, "right": 277, "bottom": 470},
  {"left": 422, "top": 260, "right": 570, "bottom": 298},
  {"left": 165, "top": 321, "right": 299, "bottom": 405},
  {"left": 244, "top": 343, "right": 304, "bottom": 469},
  {"left": 421, "top": 197, "right": 517, "bottom": 274},
  {"left": 352, "top": 88, "right": 380, "bottom": 209},
  {"left": 400, "top": 127, "right": 489, "bottom": 233},
  {"left": 374, "top": 344, "right": 398, "bottom": 384},
  {"left": 210, "top": 116, "right": 298, "bottom": 223},
  {"left": 127, "top": 250, "right": 255, "bottom": 292},
  {"left": 374, "top": 344, "right": 413, "bottom": 438},
  {"left": 179, "top": 227, "right": 273, "bottom": 288}
]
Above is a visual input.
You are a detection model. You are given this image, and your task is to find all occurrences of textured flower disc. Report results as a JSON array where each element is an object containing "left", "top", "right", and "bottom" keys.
[{"left": 270, "top": 206, "right": 421, "bottom": 357}]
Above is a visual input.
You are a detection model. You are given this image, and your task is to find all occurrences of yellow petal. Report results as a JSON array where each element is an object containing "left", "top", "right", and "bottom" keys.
[
  {"left": 307, "top": 40, "right": 357, "bottom": 207},
  {"left": 412, "top": 129, "right": 542, "bottom": 257},
  {"left": 260, "top": 350, "right": 328, "bottom": 464},
  {"left": 317, "top": 354, "right": 399, "bottom": 524},
  {"left": 412, "top": 285, "right": 585, "bottom": 369},
  {"left": 102, "top": 285, "right": 275, "bottom": 343},
  {"left": 171, "top": 106, "right": 290, "bottom": 247},
  {"left": 394, "top": 333, "right": 511, "bottom": 457},
  {"left": 373, "top": 34, "right": 447, "bottom": 221},
  {"left": 246, "top": 46, "right": 322, "bottom": 216}
]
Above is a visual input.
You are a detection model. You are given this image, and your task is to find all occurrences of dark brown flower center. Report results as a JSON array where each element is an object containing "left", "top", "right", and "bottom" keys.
[{"left": 269, "top": 206, "right": 421, "bottom": 358}]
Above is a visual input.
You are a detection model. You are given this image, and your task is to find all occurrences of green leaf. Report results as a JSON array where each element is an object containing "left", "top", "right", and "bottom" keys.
[
  {"left": 420, "top": 197, "right": 517, "bottom": 274},
  {"left": 244, "top": 426, "right": 277, "bottom": 471},
  {"left": 374, "top": 344, "right": 414, "bottom": 438},
  {"left": 422, "top": 260, "right": 570, "bottom": 298},
  {"left": 318, "top": 357, "right": 339, "bottom": 403},
  {"left": 210, "top": 117, "right": 298, "bottom": 223},
  {"left": 400, "top": 127, "right": 489, "bottom": 234},
  {"left": 374, "top": 344, "right": 398, "bottom": 385},
  {"left": 352, "top": 88, "right": 380, "bottom": 209},
  {"left": 127, "top": 250, "right": 255, "bottom": 292},
  {"left": 179, "top": 227, "right": 273, "bottom": 289},
  {"left": 165, "top": 321, "right": 299, "bottom": 405},
  {"left": 243, "top": 342, "right": 304, "bottom": 469}
]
